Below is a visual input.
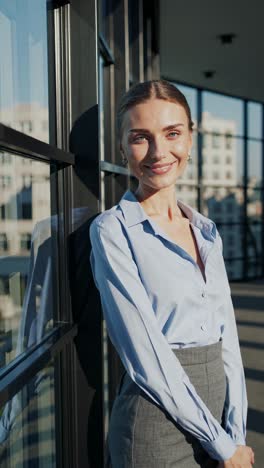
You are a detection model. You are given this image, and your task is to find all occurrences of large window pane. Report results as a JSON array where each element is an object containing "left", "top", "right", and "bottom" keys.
[
  {"left": 247, "top": 257, "right": 262, "bottom": 278},
  {"left": 0, "top": 152, "right": 56, "bottom": 370},
  {"left": 248, "top": 188, "right": 262, "bottom": 221},
  {"left": 202, "top": 92, "right": 244, "bottom": 137},
  {"left": 0, "top": 360, "right": 56, "bottom": 466},
  {"left": 176, "top": 185, "right": 198, "bottom": 209},
  {"left": 217, "top": 223, "right": 244, "bottom": 260},
  {"left": 0, "top": 1, "right": 50, "bottom": 143},
  {"left": 179, "top": 131, "right": 198, "bottom": 184},
  {"left": 248, "top": 102, "right": 262, "bottom": 140},
  {"left": 248, "top": 141, "right": 262, "bottom": 186},
  {"left": 225, "top": 259, "right": 243, "bottom": 280},
  {"left": 174, "top": 83, "right": 197, "bottom": 129},
  {"left": 202, "top": 136, "right": 243, "bottom": 185},
  {"left": 202, "top": 186, "right": 244, "bottom": 224},
  {"left": 247, "top": 221, "right": 262, "bottom": 259}
]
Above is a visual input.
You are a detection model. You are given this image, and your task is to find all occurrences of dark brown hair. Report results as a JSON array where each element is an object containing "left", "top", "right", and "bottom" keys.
[{"left": 117, "top": 79, "right": 194, "bottom": 140}]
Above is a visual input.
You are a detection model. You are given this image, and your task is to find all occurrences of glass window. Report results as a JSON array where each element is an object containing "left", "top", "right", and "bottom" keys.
[
  {"left": 202, "top": 186, "right": 244, "bottom": 225},
  {"left": 0, "top": 153, "right": 57, "bottom": 370},
  {"left": 174, "top": 83, "right": 197, "bottom": 129},
  {"left": 248, "top": 141, "right": 262, "bottom": 186},
  {"left": 179, "top": 131, "right": 198, "bottom": 184},
  {"left": 0, "top": 1, "right": 50, "bottom": 143},
  {"left": 247, "top": 257, "right": 262, "bottom": 277},
  {"left": 0, "top": 176, "right": 12, "bottom": 189},
  {"left": 212, "top": 132, "right": 221, "bottom": 148},
  {"left": 225, "top": 259, "right": 243, "bottom": 280},
  {"left": 0, "top": 361, "right": 56, "bottom": 466},
  {"left": 0, "top": 152, "right": 12, "bottom": 165},
  {"left": 217, "top": 224, "right": 243, "bottom": 260},
  {"left": 176, "top": 185, "right": 198, "bottom": 209},
  {"left": 225, "top": 133, "right": 233, "bottom": 149},
  {"left": 0, "top": 233, "right": 8, "bottom": 251},
  {"left": 202, "top": 91, "right": 244, "bottom": 137},
  {"left": 247, "top": 221, "right": 262, "bottom": 257},
  {"left": 20, "top": 233, "right": 31, "bottom": 251},
  {"left": 247, "top": 188, "right": 262, "bottom": 222},
  {"left": 248, "top": 102, "right": 262, "bottom": 140},
  {"left": 203, "top": 137, "right": 243, "bottom": 186}
]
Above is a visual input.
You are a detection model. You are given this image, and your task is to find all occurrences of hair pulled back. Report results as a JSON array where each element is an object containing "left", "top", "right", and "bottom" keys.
[{"left": 117, "top": 79, "right": 194, "bottom": 140}]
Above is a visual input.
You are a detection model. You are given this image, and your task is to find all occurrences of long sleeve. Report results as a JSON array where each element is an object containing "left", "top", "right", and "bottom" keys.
[
  {"left": 222, "top": 293, "right": 248, "bottom": 444},
  {"left": 89, "top": 213, "right": 237, "bottom": 462},
  {"left": 216, "top": 231, "right": 248, "bottom": 445}
]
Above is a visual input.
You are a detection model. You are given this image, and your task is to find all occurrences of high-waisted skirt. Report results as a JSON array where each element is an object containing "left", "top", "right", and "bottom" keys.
[{"left": 105, "top": 339, "right": 226, "bottom": 468}]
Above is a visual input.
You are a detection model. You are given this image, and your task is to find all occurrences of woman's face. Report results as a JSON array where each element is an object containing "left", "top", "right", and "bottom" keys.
[{"left": 120, "top": 98, "right": 192, "bottom": 193}]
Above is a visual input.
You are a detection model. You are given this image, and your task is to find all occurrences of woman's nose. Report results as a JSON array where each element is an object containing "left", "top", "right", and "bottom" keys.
[{"left": 149, "top": 138, "right": 166, "bottom": 160}]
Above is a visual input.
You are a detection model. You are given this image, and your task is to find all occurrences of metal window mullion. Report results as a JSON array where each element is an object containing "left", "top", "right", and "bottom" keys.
[
  {"left": 0, "top": 324, "right": 77, "bottom": 408},
  {"left": 197, "top": 89, "right": 202, "bottom": 212},
  {"left": 54, "top": 4, "right": 72, "bottom": 151},
  {"left": 243, "top": 101, "right": 248, "bottom": 278},
  {"left": 0, "top": 123, "right": 74, "bottom": 165}
]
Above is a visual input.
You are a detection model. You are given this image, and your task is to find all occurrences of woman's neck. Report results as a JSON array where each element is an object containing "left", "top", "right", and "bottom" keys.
[{"left": 133, "top": 185, "right": 184, "bottom": 221}]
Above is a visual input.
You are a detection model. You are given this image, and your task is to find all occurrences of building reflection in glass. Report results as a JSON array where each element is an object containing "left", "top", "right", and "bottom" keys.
[
  {"left": 0, "top": 153, "right": 53, "bottom": 370},
  {"left": 0, "top": 361, "right": 56, "bottom": 467}
]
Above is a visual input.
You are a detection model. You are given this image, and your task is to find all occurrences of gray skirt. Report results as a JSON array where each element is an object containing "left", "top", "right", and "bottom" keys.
[{"left": 106, "top": 339, "right": 226, "bottom": 468}]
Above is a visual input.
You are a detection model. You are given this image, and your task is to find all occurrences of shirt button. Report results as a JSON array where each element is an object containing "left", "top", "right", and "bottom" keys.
[
  {"left": 201, "top": 324, "right": 207, "bottom": 331},
  {"left": 201, "top": 291, "right": 206, "bottom": 298}
]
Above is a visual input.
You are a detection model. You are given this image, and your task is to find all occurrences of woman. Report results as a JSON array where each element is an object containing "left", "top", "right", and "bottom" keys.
[{"left": 89, "top": 80, "right": 254, "bottom": 467}]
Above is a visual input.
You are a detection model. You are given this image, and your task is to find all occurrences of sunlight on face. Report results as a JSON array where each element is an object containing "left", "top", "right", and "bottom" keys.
[{"left": 120, "top": 98, "right": 192, "bottom": 193}]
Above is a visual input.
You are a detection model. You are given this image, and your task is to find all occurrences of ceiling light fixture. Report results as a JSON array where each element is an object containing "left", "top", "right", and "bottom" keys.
[
  {"left": 218, "top": 33, "right": 237, "bottom": 45},
  {"left": 203, "top": 70, "right": 216, "bottom": 79}
]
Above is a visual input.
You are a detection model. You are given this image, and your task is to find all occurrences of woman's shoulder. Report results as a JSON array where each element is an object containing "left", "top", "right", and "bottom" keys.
[{"left": 89, "top": 205, "right": 125, "bottom": 238}]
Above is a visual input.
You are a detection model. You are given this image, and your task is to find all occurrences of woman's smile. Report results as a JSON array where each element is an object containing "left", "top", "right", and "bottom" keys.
[{"left": 145, "top": 161, "right": 177, "bottom": 175}]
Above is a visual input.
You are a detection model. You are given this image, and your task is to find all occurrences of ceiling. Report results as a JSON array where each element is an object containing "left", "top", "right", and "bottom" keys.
[{"left": 159, "top": 0, "right": 264, "bottom": 102}]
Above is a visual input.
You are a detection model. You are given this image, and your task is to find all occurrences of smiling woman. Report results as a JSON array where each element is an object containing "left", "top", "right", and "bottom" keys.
[
  {"left": 89, "top": 80, "right": 253, "bottom": 468},
  {"left": 120, "top": 98, "right": 192, "bottom": 191}
]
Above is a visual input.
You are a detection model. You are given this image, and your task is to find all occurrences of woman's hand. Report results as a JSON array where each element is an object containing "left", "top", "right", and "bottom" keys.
[{"left": 217, "top": 445, "right": 255, "bottom": 467}]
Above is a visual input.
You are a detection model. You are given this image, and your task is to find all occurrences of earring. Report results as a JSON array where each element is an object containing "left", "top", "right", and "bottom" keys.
[
  {"left": 187, "top": 153, "right": 192, "bottom": 163},
  {"left": 122, "top": 157, "right": 128, "bottom": 166}
]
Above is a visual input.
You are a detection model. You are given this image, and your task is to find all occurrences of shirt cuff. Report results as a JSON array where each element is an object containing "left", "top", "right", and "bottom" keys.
[
  {"left": 201, "top": 430, "right": 237, "bottom": 461},
  {"left": 229, "top": 432, "right": 246, "bottom": 446}
]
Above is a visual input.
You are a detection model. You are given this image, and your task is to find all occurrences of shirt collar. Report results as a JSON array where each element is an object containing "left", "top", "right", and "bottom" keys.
[{"left": 118, "top": 189, "right": 216, "bottom": 241}]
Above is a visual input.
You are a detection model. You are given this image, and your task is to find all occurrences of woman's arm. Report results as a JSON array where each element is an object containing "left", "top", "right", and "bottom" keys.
[
  {"left": 216, "top": 232, "right": 248, "bottom": 446},
  {"left": 222, "top": 293, "right": 247, "bottom": 445},
  {"left": 89, "top": 213, "right": 237, "bottom": 462}
]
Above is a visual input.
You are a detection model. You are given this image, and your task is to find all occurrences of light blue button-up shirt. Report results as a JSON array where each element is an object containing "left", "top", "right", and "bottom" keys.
[{"left": 89, "top": 189, "right": 247, "bottom": 462}]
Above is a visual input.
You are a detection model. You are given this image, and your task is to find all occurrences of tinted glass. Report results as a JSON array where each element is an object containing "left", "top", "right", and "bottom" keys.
[
  {"left": 248, "top": 102, "right": 262, "bottom": 140},
  {"left": 0, "top": 360, "right": 56, "bottom": 466},
  {"left": 248, "top": 141, "right": 262, "bottom": 186},
  {"left": 176, "top": 184, "right": 198, "bottom": 209},
  {"left": 0, "top": 1, "right": 50, "bottom": 143},
  {"left": 202, "top": 186, "right": 244, "bottom": 224},
  {"left": 202, "top": 91, "right": 243, "bottom": 137},
  {"left": 179, "top": 131, "right": 198, "bottom": 184},
  {"left": 174, "top": 84, "right": 197, "bottom": 129},
  {"left": 0, "top": 152, "right": 56, "bottom": 369},
  {"left": 202, "top": 136, "right": 243, "bottom": 186},
  {"left": 225, "top": 258, "right": 243, "bottom": 280}
]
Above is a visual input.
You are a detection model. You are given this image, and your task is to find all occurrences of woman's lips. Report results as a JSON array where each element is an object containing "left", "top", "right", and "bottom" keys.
[{"left": 145, "top": 161, "right": 176, "bottom": 175}]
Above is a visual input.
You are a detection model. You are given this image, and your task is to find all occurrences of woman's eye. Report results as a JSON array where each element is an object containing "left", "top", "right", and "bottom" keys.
[
  {"left": 167, "top": 131, "right": 179, "bottom": 138},
  {"left": 133, "top": 135, "right": 147, "bottom": 142}
]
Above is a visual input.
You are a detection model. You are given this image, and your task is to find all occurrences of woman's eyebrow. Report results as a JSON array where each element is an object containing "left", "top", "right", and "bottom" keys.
[{"left": 128, "top": 123, "right": 184, "bottom": 133}]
